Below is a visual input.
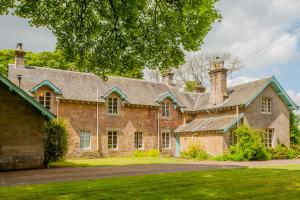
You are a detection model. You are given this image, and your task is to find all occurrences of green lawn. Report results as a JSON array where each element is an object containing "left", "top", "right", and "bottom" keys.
[
  {"left": 49, "top": 156, "right": 189, "bottom": 167},
  {"left": 1, "top": 165, "right": 300, "bottom": 200}
]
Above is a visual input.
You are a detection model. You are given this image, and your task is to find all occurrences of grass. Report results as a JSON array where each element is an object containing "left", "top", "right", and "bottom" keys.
[
  {"left": 49, "top": 156, "right": 189, "bottom": 167},
  {"left": 1, "top": 165, "right": 300, "bottom": 199}
]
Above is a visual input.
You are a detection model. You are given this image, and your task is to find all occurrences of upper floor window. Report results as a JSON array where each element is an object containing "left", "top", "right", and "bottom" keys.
[
  {"left": 108, "top": 131, "right": 118, "bottom": 149},
  {"left": 108, "top": 97, "right": 118, "bottom": 114},
  {"left": 134, "top": 132, "right": 143, "bottom": 149},
  {"left": 162, "top": 102, "right": 170, "bottom": 117},
  {"left": 262, "top": 97, "right": 272, "bottom": 114},
  {"left": 38, "top": 91, "right": 51, "bottom": 109},
  {"left": 80, "top": 130, "right": 91, "bottom": 149},
  {"left": 263, "top": 128, "right": 274, "bottom": 148},
  {"left": 162, "top": 132, "right": 171, "bottom": 149}
]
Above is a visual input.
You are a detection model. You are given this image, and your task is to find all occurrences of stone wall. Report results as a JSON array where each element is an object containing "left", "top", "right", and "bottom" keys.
[{"left": 0, "top": 84, "right": 45, "bottom": 170}]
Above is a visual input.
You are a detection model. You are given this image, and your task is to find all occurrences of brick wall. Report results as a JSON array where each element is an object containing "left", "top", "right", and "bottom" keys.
[{"left": 0, "top": 84, "right": 45, "bottom": 170}]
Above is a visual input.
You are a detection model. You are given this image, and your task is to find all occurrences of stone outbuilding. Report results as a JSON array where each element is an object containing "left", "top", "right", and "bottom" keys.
[{"left": 0, "top": 74, "right": 55, "bottom": 170}]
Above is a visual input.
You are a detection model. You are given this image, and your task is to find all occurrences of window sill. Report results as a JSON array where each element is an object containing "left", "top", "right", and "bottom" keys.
[
  {"left": 262, "top": 112, "right": 272, "bottom": 115},
  {"left": 80, "top": 148, "right": 92, "bottom": 150}
]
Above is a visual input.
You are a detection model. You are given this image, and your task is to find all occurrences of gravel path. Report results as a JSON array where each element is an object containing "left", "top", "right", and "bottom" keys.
[{"left": 1, "top": 159, "right": 300, "bottom": 186}]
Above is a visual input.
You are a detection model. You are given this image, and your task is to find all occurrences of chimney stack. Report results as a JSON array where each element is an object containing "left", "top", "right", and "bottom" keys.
[
  {"left": 15, "top": 43, "right": 25, "bottom": 68},
  {"left": 208, "top": 57, "right": 228, "bottom": 105},
  {"left": 162, "top": 70, "right": 175, "bottom": 86}
]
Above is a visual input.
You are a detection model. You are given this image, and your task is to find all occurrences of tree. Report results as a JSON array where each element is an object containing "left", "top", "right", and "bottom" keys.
[
  {"left": 0, "top": 49, "right": 143, "bottom": 78},
  {"left": 290, "top": 112, "right": 300, "bottom": 145},
  {"left": 0, "top": 0, "right": 221, "bottom": 75},
  {"left": 177, "top": 52, "right": 242, "bottom": 91}
]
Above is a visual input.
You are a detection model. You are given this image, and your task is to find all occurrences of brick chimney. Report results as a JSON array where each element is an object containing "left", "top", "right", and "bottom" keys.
[
  {"left": 162, "top": 70, "right": 175, "bottom": 86},
  {"left": 15, "top": 43, "right": 25, "bottom": 68},
  {"left": 209, "top": 57, "right": 228, "bottom": 105}
]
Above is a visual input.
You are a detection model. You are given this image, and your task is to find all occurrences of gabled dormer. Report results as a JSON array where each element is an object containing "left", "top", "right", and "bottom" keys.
[
  {"left": 30, "top": 80, "right": 62, "bottom": 111},
  {"left": 155, "top": 91, "right": 184, "bottom": 118},
  {"left": 101, "top": 87, "right": 128, "bottom": 115}
]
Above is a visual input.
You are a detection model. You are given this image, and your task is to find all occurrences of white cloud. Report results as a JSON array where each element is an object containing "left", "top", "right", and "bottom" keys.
[
  {"left": 202, "top": 0, "right": 300, "bottom": 73},
  {"left": 287, "top": 89, "right": 300, "bottom": 115}
]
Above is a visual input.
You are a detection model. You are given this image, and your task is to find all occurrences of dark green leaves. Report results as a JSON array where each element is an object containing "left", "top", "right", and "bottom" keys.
[{"left": 1, "top": 0, "right": 221, "bottom": 75}]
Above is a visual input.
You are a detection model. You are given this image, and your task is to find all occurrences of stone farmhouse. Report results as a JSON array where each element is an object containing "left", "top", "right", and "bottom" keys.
[{"left": 8, "top": 43, "right": 299, "bottom": 157}]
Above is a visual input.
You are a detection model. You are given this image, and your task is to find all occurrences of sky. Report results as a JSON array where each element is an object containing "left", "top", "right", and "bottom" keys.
[{"left": 0, "top": 0, "right": 299, "bottom": 113}]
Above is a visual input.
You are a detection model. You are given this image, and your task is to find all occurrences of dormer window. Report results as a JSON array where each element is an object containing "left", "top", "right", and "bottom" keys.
[
  {"left": 262, "top": 97, "right": 272, "bottom": 114},
  {"left": 38, "top": 91, "right": 51, "bottom": 109},
  {"left": 162, "top": 101, "right": 170, "bottom": 117},
  {"left": 108, "top": 97, "right": 118, "bottom": 114}
]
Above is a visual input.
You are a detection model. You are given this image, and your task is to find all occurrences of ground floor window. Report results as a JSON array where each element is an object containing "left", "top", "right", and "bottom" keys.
[
  {"left": 80, "top": 130, "right": 91, "bottom": 149},
  {"left": 134, "top": 132, "right": 143, "bottom": 149},
  {"left": 162, "top": 132, "right": 171, "bottom": 149},
  {"left": 229, "top": 131, "right": 238, "bottom": 146},
  {"left": 263, "top": 128, "right": 274, "bottom": 148},
  {"left": 108, "top": 131, "right": 118, "bottom": 149}
]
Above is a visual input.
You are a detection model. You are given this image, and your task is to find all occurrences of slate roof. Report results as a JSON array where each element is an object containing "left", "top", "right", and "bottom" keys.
[
  {"left": 8, "top": 65, "right": 298, "bottom": 112},
  {"left": 174, "top": 114, "right": 243, "bottom": 133}
]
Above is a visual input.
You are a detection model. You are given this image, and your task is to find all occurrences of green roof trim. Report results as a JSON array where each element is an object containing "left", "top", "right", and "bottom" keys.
[
  {"left": 245, "top": 76, "right": 299, "bottom": 111},
  {"left": 0, "top": 74, "right": 55, "bottom": 120},
  {"left": 101, "top": 87, "right": 128, "bottom": 101},
  {"left": 31, "top": 80, "right": 62, "bottom": 95},
  {"left": 155, "top": 91, "right": 184, "bottom": 107},
  {"left": 223, "top": 113, "right": 245, "bottom": 133}
]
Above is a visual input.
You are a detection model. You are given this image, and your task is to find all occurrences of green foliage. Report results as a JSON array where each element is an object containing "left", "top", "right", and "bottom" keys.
[
  {"left": 43, "top": 119, "right": 68, "bottom": 166},
  {"left": 0, "top": 49, "right": 143, "bottom": 78},
  {"left": 217, "top": 126, "right": 271, "bottom": 161},
  {"left": 184, "top": 80, "right": 199, "bottom": 92},
  {"left": 133, "top": 149, "right": 160, "bottom": 157},
  {"left": 180, "top": 144, "right": 210, "bottom": 160},
  {"left": 1, "top": 0, "right": 221, "bottom": 74},
  {"left": 268, "top": 144, "right": 297, "bottom": 160},
  {"left": 290, "top": 112, "right": 300, "bottom": 145}
]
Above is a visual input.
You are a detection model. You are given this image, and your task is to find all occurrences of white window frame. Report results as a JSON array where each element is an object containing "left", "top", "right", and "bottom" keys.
[
  {"left": 262, "top": 97, "right": 272, "bottom": 114},
  {"left": 134, "top": 132, "right": 143, "bottom": 149},
  {"left": 37, "top": 91, "right": 51, "bottom": 109},
  {"left": 80, "top": 130, "right": 91, "bottom": 150},
  {"left": 162, "top": 101, "right": 170, "bottom": 117},
  {"left": 108, "top": 131, "right": 118, "bottom": 149},
  {"left": 228, "top": 131, "right": 238, "bottom": 146},
  {"left": 108, "top": 97, "right": 119, "bottom": 115},
  {"left": 162, "top": 132, "right": 171, "bottom": 149},
  {"left": 264, "top": 128, "right": 274, "bottom": 148}
]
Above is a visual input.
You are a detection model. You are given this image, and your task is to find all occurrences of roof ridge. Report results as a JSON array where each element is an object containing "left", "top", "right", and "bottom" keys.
[
  {"left": 229, "top": 76, "right": 272, "bottom": 88},
  {"left": 108, "top": 75, "right": 167, "bottom": 85}
]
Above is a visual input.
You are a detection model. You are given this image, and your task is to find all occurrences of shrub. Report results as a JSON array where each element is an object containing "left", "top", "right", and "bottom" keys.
[
  {"left": 180, "top": 145, "right": 210, "bottom": 160},
  {"left": 269, "top": 144, "right": 297, "bottom": 159},
  {"left": 43, "top": 119, "right": 68, "bottom": 166},
  {"left": 291, "top": 144, "right": 300, "bottom": 156},
  {"left": 290, "top": 112, "right": 300, "bottom": 145},
  {"left": 228, "top": 126, "right": 271, "bottom": 161},
  {"left": 133, "top": 149, "right": 160, "bottom": 157}
]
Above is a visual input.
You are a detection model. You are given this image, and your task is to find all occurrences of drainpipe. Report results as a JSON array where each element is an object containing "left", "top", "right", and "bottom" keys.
[
  {"left": 96, "top": 89, "right": 99, "bottom": 151},
  {"left": 157, "top": 109, "right": 160, "bottom": 151},
  {"left": 236, "top": 105, "right": 239, "bottom": 127},
  {"left": 56, "top": 97, "right": 60, "bottom": 122}
]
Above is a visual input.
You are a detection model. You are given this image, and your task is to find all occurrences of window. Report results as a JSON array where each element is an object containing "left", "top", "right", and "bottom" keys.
[
  {"left": 162, "top": 132, "right": 171, "bottom": 149},
  {"left": 80, "top": 130, "right": 91, "bottom": 149},
  {"left": 38, "top": 91, "right": 51, "bottom": 109},
  {"left": 262, "top": 97, "right": 272, "bottom": 114},
  {"left": 263, "top": 129, "right": 274, "bottom": 148},
  {"left": 229, "top": 131, "right": 238, "bottom": 146},
  {"left": 134, "top": 132, "right": 143, "bottom": 149},
  {"left": 108, "top": 131, "right": 118, "bottom": 149},
  {"left": 108, "top": 97, "right": 118, "bottom": 114},
  {"left": 162, "top": 102, "right": 170, "bottom": 117}
]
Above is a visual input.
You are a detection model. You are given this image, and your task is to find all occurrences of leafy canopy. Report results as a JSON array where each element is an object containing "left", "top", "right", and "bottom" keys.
[
  {"left": 1, "top": 0, "right": 221, "bottom": 75},
  {"left": 290, "top": 112, "right": 300, "bottom": 145}
]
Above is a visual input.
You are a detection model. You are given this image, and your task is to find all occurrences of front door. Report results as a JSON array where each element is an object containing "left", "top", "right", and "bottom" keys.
[{"left": 175, "top": 135, "right": 180, "bottom": 157}]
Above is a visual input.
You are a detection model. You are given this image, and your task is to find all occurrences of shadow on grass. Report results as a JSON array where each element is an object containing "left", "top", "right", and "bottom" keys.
[{"left": 1, "top": 167, "right": 300, "bottom": 199}]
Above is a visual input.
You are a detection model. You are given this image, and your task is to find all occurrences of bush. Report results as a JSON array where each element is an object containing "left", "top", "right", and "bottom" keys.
[
  {"left": 180, "top": 145, "right": 210, "bottom": 160},
  {"left": 228, "top": 126, "right": 271, "bottom": 161},
  {"left": 290, "top": 112, "right": 300, "bottom": 145},
  {"left": 134, "top": 149, "right": 160, "bottom": 157},
  {"left": 291, "top": 144, "right": 300, "bottom": 156},
  {"left": 43, "top": 119, "right": 68, "bottom": 166},
  {"left": 269, "top": 144, "right": 297, "bottom": 159}
]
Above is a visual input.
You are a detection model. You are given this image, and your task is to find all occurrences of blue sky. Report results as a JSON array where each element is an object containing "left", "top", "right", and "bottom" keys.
[{"left": 0, "top": 0, "right": 299, "bottom": 112}]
